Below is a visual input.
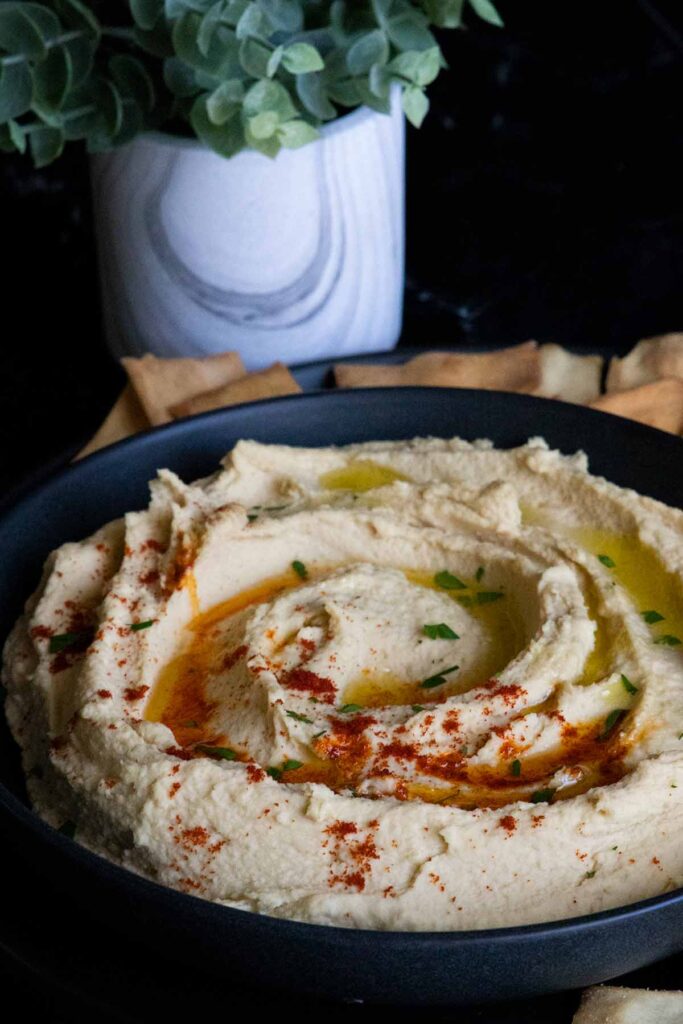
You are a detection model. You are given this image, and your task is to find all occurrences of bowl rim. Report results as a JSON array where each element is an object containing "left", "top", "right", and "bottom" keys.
[{"left": 2, "top": 385, "right": 683, "bottom": 943}]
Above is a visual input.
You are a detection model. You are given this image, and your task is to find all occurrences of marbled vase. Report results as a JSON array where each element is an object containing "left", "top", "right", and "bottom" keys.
[{"left": 90, "top": 90, "right": 405, "bottom": 369}]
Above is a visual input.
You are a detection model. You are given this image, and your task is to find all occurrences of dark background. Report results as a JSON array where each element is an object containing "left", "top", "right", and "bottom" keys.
[{"left": 1, "top": 0, "right": 682, "bottom": 1019}]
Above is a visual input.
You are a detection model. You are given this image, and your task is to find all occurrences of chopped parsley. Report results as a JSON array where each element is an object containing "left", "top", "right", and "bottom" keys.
[
  {"left": 196, "top": 744, "right": 237, "bottom": 761},
  {"left": 620, "top": 673, "right": 638, "bottom": 696},
  {"left": 456, "top": 595, "right": 473, "bottom": 608},
  {"left": 476, "top": 591, "right": 504, "bottom": 605},
  {"left": 654, "top": 634, "right": 682, "bottom": 646},
  {"left": 313, "top": 730, "right": 327, "bottom": 738},
  {"left": 434, "top": 570, "right": 467, "bottom": 590},
  {"left": 411, "top": 704, "right": 425, "bottom": 713},
  {"left": 247, "top": 513, "right": 258, "bottom": 522},
  {"left": 642, "top": 610, "right": 665, "bottom": 624},
  {"left": 530, "top": 788, "right": 554, "bottom": 804},
  {"left": 421, "top": 664, "right": 459, "bottom": 689},
  {"left": 130, "top": 620, "right": 154, "bottom": 632},
  {"left": 599, "top": 708, "right": 627, "bottom": 741},
  {"left": 286, "top": 710, "right": 313, "bottom": 724},
  {"left": 291, "top": 560, "right": 308, "bottom": 580},
  {"left": 48, "top": 631, "right": 92, "bottom": 654},
  {"left": 268, "top": 759, "right": 303, "bottom": 779},
  {"left": 584, "top": 870, "right": 596, "bottom": 879},
  {"left": 181, "top": 719, "right": 198, "bottom": 728},
  {"left": 339, "top": 703, "right": 363, "bottom": 713},
  {"left": 597, "top": 554, "right": 616, "bottom": 568},
  {"left": 510, "top": 759, "right": 522, "bottom": 777},
  {"left": 475, "top": 566, "right": 485, "bottom": 582},
  {"left": 423, "top": 623, "right": 459, "bottom": 640}
]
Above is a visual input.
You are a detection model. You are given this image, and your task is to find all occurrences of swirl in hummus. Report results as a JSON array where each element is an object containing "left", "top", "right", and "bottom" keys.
[{"left": 4, "top": 437, "right": 683, "bottom": 930}]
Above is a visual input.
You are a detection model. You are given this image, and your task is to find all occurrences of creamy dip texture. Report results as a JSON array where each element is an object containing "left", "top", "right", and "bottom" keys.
[{"left": 4, "top": 437, "right": 683, "bottom": 930}]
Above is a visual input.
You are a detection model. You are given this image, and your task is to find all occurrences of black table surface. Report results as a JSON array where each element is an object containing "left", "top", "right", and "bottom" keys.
[{"left": 1, "top": 0, "right": 682, "bottom": 1018}]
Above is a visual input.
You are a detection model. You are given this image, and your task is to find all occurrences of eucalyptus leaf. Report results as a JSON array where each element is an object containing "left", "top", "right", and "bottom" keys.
[
  {"left": 173, "top": 11, "right": 239, "bottom": 77},
  {"left": 190, "top": 90, "right": 245, "bottom": 154},
  {"left": 236, "top": 2, "right": 270, "bottom": 41},
  {"left": 248, "top": 109, "right": 278, "bottom": 138},
  {"left": 221, "top": 0, "right": 249, "bottom": 26},
  {"left": 468, "top": 0, "right": 503, "bottom": 27},
  {"left": 32, "top": 41, "right": 72, "bottom": 110},
  {"left": 278, "top": 117, "right": 317, "bottom": 147},
  {"left": 134, "top": 19, "right": 175, "bottom": 58},
  {"left": 326, "top": 75, "right": 360, "bottom": 107},
  {"left": 110, "top": 95, "right": 144, "bottom": 144},
  {"left": 423, "top": 0, "right": 464, "bottom": 28},
  {"left": 266, "top": 43, "right": 282, "bottom": 76},
  {"left": 60, "top": 86, "right": 100, "bottom": 138},
  {"left": 62, "top": 34, "right": 95, "bottom": 87},
  {"left": 28, "top": 123, "right": 64, "bottom": 165},
  {"left": 243, "top": 77, "right": 297, "bottom": 120},
  {"left": 401, "top": 81, "right": 427, "bottom": 126},
  {"left": 93, "top": 75, "right": 124, "bottom": 137},
  {"left": 238, "top": 36, "right": 270, "bottom": 77},
  {"left": 368, "top": 60, "right": 389, "bottom": 98},
  {"left": 53, "top": 0, "right": 100, "bottom": 38},
  {"left": 258, "top": 0, "right": 302, "bottom": 33},
  {"left": 296, "top": 70, "right": 335, "bottom": 120},
  {"left": 109, "top": 54, "right": 155, "bottom": 112},
  {"left": 197, "top": 1, "right": 225, "bottom": 56},
  {"left": 130, "top": 0, "right": 162, "bottom": 32},
  {"left": 206, "top": 77, "right": 243, "bottom": 123},
  {"left": 388, "top": 45, "right": 440, "bottom": 86},
  {"left": 0, "top": 60, "right": 33, "bottom": 121},
  {"left": 353, "top": 77, "right": 390, "bottom": 112},
  {"left": 164, "top": 0, "right": 214, "bottom": 17},
  {"left": 8, "top": 117, "right": 26, "bottom": 151},
  {"left": 281, "top": 42, "right": 323, "bottom": 74},
  {"left": 0, "top": 122, "right": 15, "bottom": 150},
  {"left": 163, "top": 55, "right": 198, "bottom": 95},
  {"left": 0, "top": 3, "right": 60, "bottom": 61},
  {"left": 347, "top": 30, "right": 388, "bottom": 76},
  {"left": 385, "top": 13, "right": 435, "bottom": 52},
  {"left": 244, "top": 119, "right": 280, "bottom": 156}
]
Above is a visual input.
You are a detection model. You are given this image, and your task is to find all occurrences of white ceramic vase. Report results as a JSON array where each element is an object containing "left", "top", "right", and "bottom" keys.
[{"left": 90, "top": 89, "right": 405, "bottom": 370}]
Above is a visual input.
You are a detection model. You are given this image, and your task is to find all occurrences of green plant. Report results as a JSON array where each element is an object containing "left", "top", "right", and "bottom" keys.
[{"left": 0, "top": 0, "right": 501, "bottom": 166}]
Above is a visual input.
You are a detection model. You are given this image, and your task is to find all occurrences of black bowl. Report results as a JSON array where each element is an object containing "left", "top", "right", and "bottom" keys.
[{"left": 1, "top": 388, "right": 683, "bottom": 1007}]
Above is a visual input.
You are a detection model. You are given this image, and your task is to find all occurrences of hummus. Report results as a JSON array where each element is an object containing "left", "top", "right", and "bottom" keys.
[{"left": 4, "top": 436, "right": 683, "bottom": 931}]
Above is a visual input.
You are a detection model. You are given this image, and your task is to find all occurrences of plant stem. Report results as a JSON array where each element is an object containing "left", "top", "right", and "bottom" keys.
[
  {"left": 19, "top": 104, "right": 96, "bottom": 133},
  {"left": 101, "top": 26, "right": 136, "bottom": 41},
  {"left": 0, "top": 28, "right": 82, "bottom": 67},
  {"left": 0, "top": 24, "right": 135, "bottom": 68}
]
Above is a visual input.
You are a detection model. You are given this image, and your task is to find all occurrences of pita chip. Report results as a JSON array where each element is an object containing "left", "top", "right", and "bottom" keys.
[
  {"left": 573, "top": 985, "right": 683, "bottom": 1024},
  {"left": 535, "top": 344, "right": 603, "bottom": 403},
  {"left": 171, "top": 362, "right": 301, "bottom": 418},
  {"left": 76, "top": 384, "right": 149, "bottom": 460},
  {"left": 123, "top": 350, "right": 246, "bottom": 425},
  {"left": 335, "top": 342, "right": 541, "bottom": 392},
  {"left": 606, "top": 333, "right": 683, "bottom": 392},
  {"left": 590, "top": 377, "right": 683, "bottom": 434}
]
